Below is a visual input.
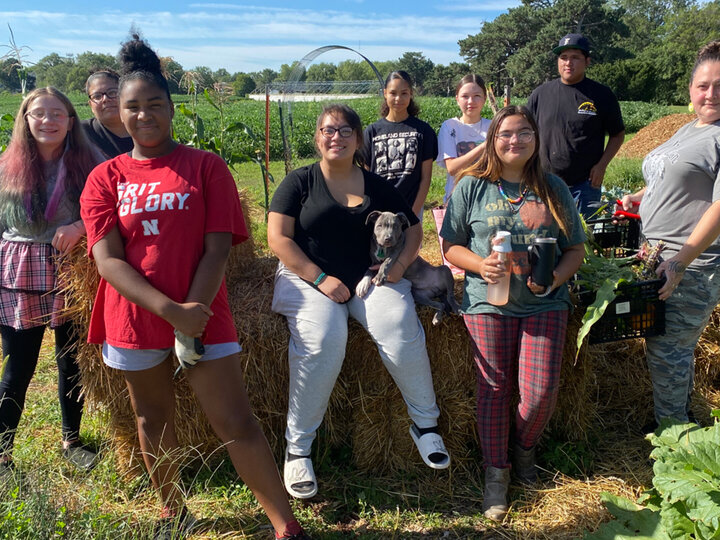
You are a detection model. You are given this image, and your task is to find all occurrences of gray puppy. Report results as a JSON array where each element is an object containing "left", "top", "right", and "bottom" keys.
[{"left": 356, "top": 211, "right": 460, "bottom": 325}]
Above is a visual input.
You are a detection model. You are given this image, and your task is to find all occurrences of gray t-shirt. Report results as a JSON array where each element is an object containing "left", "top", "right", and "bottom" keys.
[
  {"left": 440, "top": 173, "right": 586, "bottom": 316},
  {"left": 2, "top": 160, "right": 76, "bottom": 244},
  {"left": 640, "top": 119, "right": 720, "bottom": 269}
]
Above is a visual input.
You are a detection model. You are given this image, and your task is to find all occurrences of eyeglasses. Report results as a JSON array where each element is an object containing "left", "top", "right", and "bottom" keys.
[
  {"left": 319, "top": 126, "right": 354, "bottom": 139},
  {"left": 89, "top": 89, "right": 119, "bottom": 103},
  {"left": 25, "top": 109, "right": 70, "bottom": 121},
  {"left": 496, "top": 130, "right": 535, "bottom": 143}
]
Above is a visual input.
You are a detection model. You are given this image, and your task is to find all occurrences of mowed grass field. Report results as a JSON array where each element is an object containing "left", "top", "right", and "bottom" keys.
[{"left": 0, "top": 91, "right": 685, "bottom": 538}]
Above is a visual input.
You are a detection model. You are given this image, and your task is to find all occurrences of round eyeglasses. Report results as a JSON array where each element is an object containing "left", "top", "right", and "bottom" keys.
[
  {"left": 320, "top": 126, "right": 354, "bottom": 139},
  {"left": 25, "top": 109, "right": 70, "bottom": 121},
  {"left": 89, "top": 89, "right": 119, "bottom": 103},
  {"left": 496, "top": 130, "right": 535, "bottom": 143}
]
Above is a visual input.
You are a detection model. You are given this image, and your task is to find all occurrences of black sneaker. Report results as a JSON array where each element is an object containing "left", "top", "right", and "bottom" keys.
[
  {"left": 62, "top": 441, "right": 98, "bottom": 471},
  {"left": 153, "top": 508, "right": 198, "bottom": 540}
]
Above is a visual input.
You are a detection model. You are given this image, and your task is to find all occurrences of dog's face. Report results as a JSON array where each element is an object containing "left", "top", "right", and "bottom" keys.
[{"left": 367, "top": 211, "right": 410, "bottom": 248}]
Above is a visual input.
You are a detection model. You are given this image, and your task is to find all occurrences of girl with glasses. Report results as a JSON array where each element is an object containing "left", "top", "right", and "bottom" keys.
[
  {"left": 80, "top": 35, "right": 310, "bottom": 540},
  {"left": 440, "top": 106, "right": 585, "bottom": 521},
  {"left": 437, "top": 74, "right": 492, "bottom": 203},
  {"left": 82, "top": 69, "right": 133, "bottom": 159},
  {"left": 0, "top": 87, "right": 101, "bottom": 473},
  {"left": 269, "top": 103, "right": 450, "bottom": 500},
  {"left": 362, "top": 71, "right": 438, "bottom": 218}
]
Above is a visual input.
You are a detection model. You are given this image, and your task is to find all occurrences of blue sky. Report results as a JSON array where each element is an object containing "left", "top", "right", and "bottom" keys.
[{"left": 1, "top": 1, "right": 519, "bottom": 74}]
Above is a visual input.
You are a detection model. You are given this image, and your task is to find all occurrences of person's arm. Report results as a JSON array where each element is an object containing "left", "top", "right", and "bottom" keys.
[
  {"left": 589, "top": 130, "right": 625, "bottom": 188},
  {"left": 383, "top": 222, "right": 422, "bottom": 283},
  {"left": 91, "top": 226, "right": 212, "bottom": 337},
  {"left": 527, "top": 243, "right": 585, "bottom": 294},
  {"left": 184, "top": 232, "right": 231, "bottom": 306},
  {"left": 267, "top": 211, "right": 350, "bottom": 303},
  {"left": 656, "top": 200, "right": 720, "bottom": 300},
  {"left": 52, "top": 219, "right": 86, "bottom": 254},
  {"left": 620, "top": 187, "right": 645, "bottom": 210},
  {"left": 444, "top": 141, "right": 487, "bottom": 178},
  {"left": 411, "top": 159, "right": 433, "bottom": 216}
]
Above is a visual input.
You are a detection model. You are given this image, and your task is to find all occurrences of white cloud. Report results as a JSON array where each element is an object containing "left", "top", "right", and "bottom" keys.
[{"left": 1, "top": 5, "right": 492, "bottom": 72}]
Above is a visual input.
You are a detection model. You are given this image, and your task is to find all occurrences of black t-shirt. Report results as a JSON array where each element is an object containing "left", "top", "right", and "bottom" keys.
[
  {"left": 527, "top": 77, "right": 624, "bottom": 186},
  {"left": 362, "top": 116, "right": 438, "bottom": 206},
  {"left": 269, "top": 162, "right": 419, "bottom": 291},
  {"left": 81, "top": 118, "right": 134, "bottom": 159}
]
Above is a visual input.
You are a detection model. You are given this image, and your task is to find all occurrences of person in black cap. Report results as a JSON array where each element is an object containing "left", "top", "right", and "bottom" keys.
[{"left": 527, "top": 33, "right": 625, "bottom": 218}]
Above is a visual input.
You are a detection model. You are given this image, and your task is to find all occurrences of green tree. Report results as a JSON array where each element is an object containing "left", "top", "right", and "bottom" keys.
[
  {"left": 276, "top": 61, "right": 305, "bottom": 82},
  {"left": 232, "top": 73, "right": 256, "bottom": 96},
  {"left": 213, "top": 68, "right": 232, "bottom": 82},
  {"left": 161, "top": 57, "right": 185, "bottom": 94},
  {"left": 424, "top": 62, "right": 471, "bottom": 96},
  {"left": 396, "top": 52, "right": 434, "bottom": 92},
  {"left": 306, "top": 62, "right": 337, "bottom": 82},
  {"left": 250, "top": 68, "right": 278, "bottom": 90},
  {"left": 335, "top": 59, "right": 373, "bottom": 81},
  {"left": 0, "top": 57, "right": 23, "bottom": 92},
  {"left": 32, "top": 53, "right": 73, "bottom": 90}
]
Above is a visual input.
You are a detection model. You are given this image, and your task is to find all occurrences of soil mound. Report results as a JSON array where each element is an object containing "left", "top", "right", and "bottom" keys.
[{"left": 618, "top": 113, "right": 695, "bottom": 158}]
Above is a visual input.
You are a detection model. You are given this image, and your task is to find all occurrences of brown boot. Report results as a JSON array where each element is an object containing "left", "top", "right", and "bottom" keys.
[
  {"left": 512, "top": 444, "right": 538, "bottom": 486},
  {"left": 482, "top": 466, "right": 510, "bottom": 521}
]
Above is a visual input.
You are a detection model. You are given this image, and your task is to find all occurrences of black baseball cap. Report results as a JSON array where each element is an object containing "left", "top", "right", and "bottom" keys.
[{"left": 553, "top": 34, "right": 591, "bottom": 55}]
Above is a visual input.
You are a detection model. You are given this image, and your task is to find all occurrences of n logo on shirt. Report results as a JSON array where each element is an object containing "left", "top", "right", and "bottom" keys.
[{"left": 141, "top": 219, "right": 160, "bottom": 236}]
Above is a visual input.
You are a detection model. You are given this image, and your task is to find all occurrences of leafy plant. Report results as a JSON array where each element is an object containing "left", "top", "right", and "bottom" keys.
[
  {"left": 174, "top": 79, "right": 274, "bottom": 219},
  {"left": 585, "top": 412, "right": 720, "bottom": 540}
]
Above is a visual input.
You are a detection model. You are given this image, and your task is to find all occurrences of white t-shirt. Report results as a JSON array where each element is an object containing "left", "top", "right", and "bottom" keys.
[{"left": 437, "top": 117, "right": 492, "bottom": 202}]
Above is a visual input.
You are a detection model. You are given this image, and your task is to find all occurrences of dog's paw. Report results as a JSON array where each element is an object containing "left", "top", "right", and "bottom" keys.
[{"left": 356, "top": 276, "right": 372, "bottom": 297}]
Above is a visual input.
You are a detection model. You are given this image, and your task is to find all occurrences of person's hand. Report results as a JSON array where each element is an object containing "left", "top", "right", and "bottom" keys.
[
  {"left": 527, "top": 272, "right": 557, "bottom": 296},
  {"left": 166, "top": 302, "right": 213, "bottom": 337},
  {"left": 588, "top": 164, "right": 606, "bottom": 189},
  {"left": 656, "top": 257, "right": 687, "bottom": 300},
  {"left": 618, "top": 193, "right": 642, "bottom": 211},
  {"left": 318, "top": 275, "right": 351, "bottom": 303},
  {"left": 52, "top": 222, "right": 84, "bottom": 254},
  {"left": 479, "top": 250, "right": 507, "bottom": 284}
]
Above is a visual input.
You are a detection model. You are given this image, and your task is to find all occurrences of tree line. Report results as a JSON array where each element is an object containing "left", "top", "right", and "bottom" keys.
[{"left": 1, "top": 0, "right": 717, "bottom": 104}]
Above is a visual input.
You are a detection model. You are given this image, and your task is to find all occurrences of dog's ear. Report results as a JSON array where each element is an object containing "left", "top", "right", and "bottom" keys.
[
  {"left": 397, "top": 212, "right": 411, "bottom": 230},
  {"left": 366, "top": 210, "right": 382, "bottom": 225}
]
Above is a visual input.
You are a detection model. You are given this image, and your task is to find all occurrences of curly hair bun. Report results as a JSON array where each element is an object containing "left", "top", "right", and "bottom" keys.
[{"left": 119, "top": 34, "right": 162, "bottom": 76}]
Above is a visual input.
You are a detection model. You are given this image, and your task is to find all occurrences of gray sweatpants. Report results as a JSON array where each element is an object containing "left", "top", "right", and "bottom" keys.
[
  {"left": 645, "top": 266, "right": 720, "bottom": 422},
  {"left": 272, "top": 264, "right": 441, "bottom": 456}
]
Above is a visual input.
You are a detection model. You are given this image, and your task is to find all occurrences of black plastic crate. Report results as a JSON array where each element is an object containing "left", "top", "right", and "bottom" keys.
[
  {"left": 577, "top": 279, "right": 665, "bottom": 344},
  {"left": 587, "top": 217, "right": 641, "bottom": 255}
]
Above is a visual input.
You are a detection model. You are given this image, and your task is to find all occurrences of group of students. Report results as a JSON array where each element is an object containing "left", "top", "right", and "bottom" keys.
[{"left": 0, "top": 30, "right": 717, "bottom": 539}]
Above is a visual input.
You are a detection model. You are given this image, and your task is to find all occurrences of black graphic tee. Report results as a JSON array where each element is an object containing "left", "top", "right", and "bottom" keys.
[
  {"left": 362, "top": 116, "right": 438, "bottom": 206},
  {"left": 527, "top": 77, "right": 624, "bottom": 186}
]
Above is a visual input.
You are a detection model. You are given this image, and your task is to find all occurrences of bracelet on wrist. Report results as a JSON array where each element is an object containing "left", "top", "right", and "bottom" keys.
[
  {"left": 313, "top": 272, "right": 327, "bottom": 286},
  {"left": 396, "top": 259, "right": 407, "bottom": 273}
]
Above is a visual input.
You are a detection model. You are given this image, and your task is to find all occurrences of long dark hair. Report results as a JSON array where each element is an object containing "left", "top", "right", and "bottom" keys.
[
  {"left": 459, "top": 105, "right": 572, "bottom": 236},
  {"left": 0, "top": 87, "right": 98, "bottom": 235},
  {"left": 118, "top": 34, "right": 171, "bottom": 100},
  {"left": 380, "top": 70, "right": 420, "bottom": 117},
  {"left": 315, "top": 104, "right": 365, "bottom": 168}
]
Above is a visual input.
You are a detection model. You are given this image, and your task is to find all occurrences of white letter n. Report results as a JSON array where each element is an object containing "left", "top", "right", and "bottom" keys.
[{"left": 141, "top": 219, "right": 160, "bottom": 236}]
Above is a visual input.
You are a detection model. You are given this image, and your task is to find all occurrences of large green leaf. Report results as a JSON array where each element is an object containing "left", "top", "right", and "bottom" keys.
[
  {"left": 584, "top": 492, "right": 671, "bottom": 539},
  {"left": 575, "top": 278, "right": 620, "bottom": 354}
]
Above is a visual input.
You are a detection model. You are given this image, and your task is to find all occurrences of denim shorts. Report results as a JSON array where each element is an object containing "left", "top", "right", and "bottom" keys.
[{"left": 102, "top": 341, "right": 242, "bottom": 371}]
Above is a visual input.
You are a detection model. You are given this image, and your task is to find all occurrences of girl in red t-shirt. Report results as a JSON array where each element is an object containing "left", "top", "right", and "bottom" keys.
[{"left": 80, "top": 35, "right": 309, "bottom": 540}]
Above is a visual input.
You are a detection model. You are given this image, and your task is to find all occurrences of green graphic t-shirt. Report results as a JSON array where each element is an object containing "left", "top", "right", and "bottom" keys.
[{"left": 440, "top": 173, "right": 585, "bottom": 316}]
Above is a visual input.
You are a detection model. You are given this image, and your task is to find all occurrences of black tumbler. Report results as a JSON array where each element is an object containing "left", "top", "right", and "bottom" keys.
[{"left": 528, "top": 237, "right": 557, "bottom": 287}]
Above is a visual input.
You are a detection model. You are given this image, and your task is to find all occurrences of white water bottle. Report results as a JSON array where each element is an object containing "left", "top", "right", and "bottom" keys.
[{"left": 487, "top": 231, "right": 512, "bottom": 306}]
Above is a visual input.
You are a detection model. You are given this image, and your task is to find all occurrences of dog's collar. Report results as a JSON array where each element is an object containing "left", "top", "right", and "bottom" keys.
[{"left": 375, "top": 247, "right": 386, "bottom": 259}]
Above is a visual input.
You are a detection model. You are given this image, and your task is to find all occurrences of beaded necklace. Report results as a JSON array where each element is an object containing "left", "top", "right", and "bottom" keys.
[{"left": 497, "top": 180, "right": 528, "bottom": 212}]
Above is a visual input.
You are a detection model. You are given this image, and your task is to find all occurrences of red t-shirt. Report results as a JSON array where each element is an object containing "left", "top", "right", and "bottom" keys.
[{"left": 80, "top": 144, "right": 248, "bottom": 349}]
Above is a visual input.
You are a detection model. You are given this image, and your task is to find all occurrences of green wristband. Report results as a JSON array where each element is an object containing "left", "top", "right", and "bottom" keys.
[{"left": 313, "top": 272, "right": 327, "bottom": 286}]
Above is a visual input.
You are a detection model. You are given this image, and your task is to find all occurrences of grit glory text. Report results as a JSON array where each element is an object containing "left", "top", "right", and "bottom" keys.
[{"left": 117, "top": 182, "right": 191, "bottom": 236}]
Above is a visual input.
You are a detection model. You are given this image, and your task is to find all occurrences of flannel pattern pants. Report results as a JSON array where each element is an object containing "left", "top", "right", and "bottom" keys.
[{"left": 463, "top": 310, "right": 568, "bottom": 469}]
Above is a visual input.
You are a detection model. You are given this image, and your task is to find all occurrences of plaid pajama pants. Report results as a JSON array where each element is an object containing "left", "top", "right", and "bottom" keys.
[{"left": 463, "top": 310, "right": 568, "bottom": 469}]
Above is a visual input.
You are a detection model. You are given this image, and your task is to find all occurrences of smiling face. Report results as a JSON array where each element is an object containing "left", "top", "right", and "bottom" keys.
[
  {"left": 690, "top": 60, "right": 720, "bottom": 126},
  {"left": 119, "top": 78, "right": 175, "bottom": 158},
  {"left": 383, "top": 77, "right": 412, "bottom": 117},
  {"left": 88, "top": 75, "right": 121, "bottom": 128},
  {"left": 493, "top": 114, "right": 536, "bottom": 177},
  {"left": 456, "top": 82, "right": 486, "bottom": 123},
  {"left": 557, "top": 48, "right": 590, "bottom": 85},
  {"left": 316, "top": 112, "right": 360, "bottom": 164},
  {"left": 25, "top": 94, "right": 72, "bottom": 159}
]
